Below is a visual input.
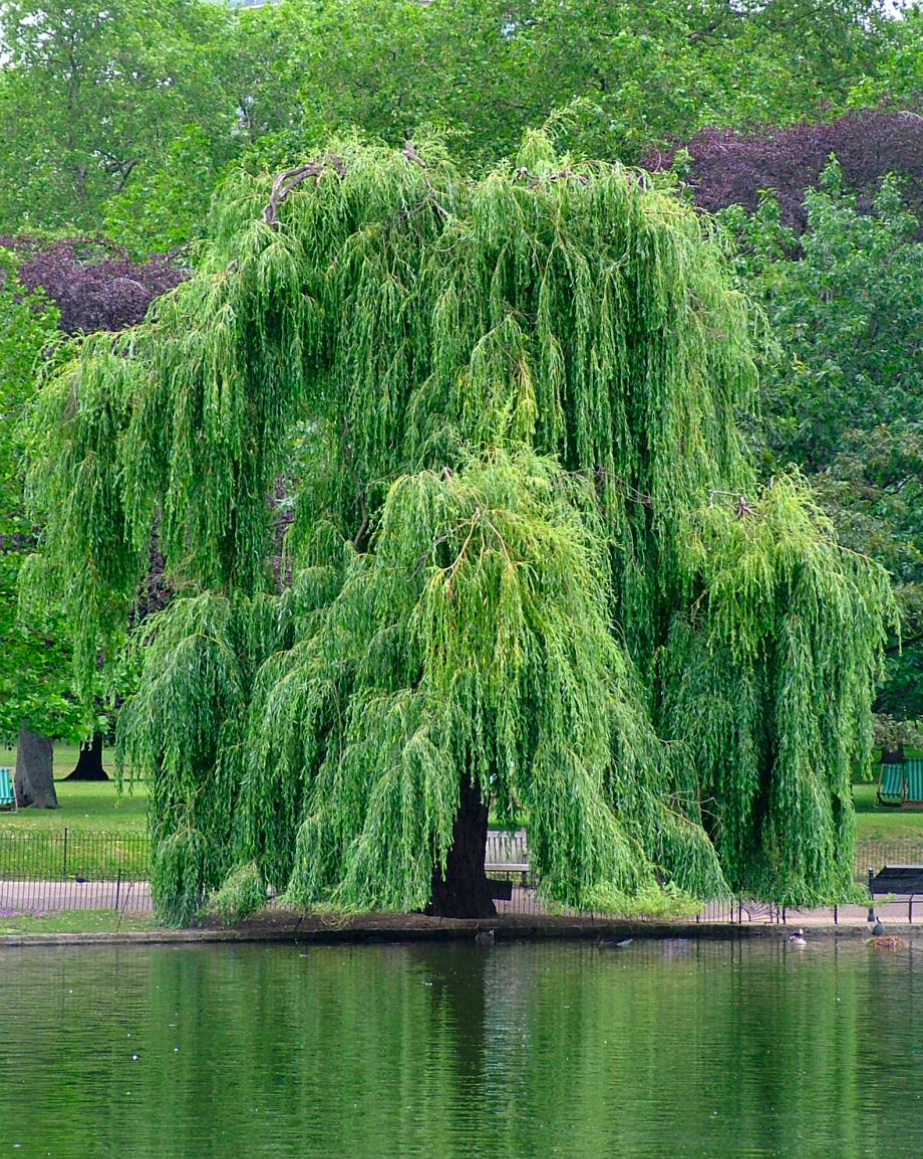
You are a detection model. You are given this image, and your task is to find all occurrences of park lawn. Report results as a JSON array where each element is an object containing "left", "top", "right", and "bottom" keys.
[
  {"left": 0, "top": 910, "right": 156, "bottom": 936},
  {"left": 0, "top": 780, "right": 149, "bottom": 833},
  {"left": 853, "top": 780, "right": 923, "bottom": 840},
  {"left": 0, "top": 743, "right": 148, "bottom": 833},
  {"left": 0, "top": 742, "right": 118, "bottom": 780}
]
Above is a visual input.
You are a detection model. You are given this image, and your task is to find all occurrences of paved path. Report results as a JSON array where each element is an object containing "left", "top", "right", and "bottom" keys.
[
  {"left": 1, "top": 879, "right": 151, "bottom": 914},
  {"left": 2, "top": 879, "right": 920, "bottom": 931}
]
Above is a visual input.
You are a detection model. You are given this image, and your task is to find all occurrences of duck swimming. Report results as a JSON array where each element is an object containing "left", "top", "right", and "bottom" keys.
[{"left": 788, "top": 928, "right": 807, "bottom": 946}]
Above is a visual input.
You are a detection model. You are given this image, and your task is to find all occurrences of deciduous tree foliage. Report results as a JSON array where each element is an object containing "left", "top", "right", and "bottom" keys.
[
  {"left": 0, "top": 0, "right": 237, "bottom": 236},
  {"left": 1, "top": 239, "right": 183, "bottom": 797},
  {"left": 659, "top": 109, "right": 923, "bottom": 232},
  {"left": 25, "top": 138, "right": 893, "bottom": 921},
  {"left": 719, "top": 163, "right": 923, "bottom": 722},
  {"left": 0, "top": 258, "right": 69, "bottom": 805},
  {"left": 2, "top": 237, "right": 186, "bottom": 334},
  {"left": 0, "top": 0, "right": 901, "bottom": 249},
  {"left": 268, "top": 0, "right": 893, "bottom": 168}
]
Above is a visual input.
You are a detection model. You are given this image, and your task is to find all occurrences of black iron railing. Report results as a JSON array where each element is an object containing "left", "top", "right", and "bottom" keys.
[{"left": 1, "top": 828, "right": 922, "bottom": 921}]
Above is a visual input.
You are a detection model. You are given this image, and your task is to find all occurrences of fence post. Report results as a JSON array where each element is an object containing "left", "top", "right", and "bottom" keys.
[
  {"left": 62, "top": 827, "right": 68, "bottom": 877},
  {"left": 115, "top": 868, "right": 121, "bottom": 912}
]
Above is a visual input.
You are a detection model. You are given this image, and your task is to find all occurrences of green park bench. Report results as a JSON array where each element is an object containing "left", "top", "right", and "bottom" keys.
[
  {"left": 0, "top": 766, "right": 16, "bottom": 811},
  {"left": 876, "top": 754, "right": 923, "bottom": 807}
]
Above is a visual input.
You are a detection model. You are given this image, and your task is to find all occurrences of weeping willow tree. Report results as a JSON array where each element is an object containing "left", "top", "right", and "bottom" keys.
[{"left": 23, "top": 134, "right": 893, "bottom": 922}]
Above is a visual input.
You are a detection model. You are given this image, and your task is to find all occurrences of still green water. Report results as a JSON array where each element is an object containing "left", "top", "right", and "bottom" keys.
[{"left": 0, "top": 938, "right": 921, "bottom": 1158}]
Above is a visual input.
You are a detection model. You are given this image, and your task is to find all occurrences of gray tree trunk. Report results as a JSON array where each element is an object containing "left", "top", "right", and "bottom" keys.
[{"left": 14, "top": 726, "right": 58, "bottom": 808}]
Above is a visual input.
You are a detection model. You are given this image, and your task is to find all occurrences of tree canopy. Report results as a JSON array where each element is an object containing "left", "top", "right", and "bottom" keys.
[
  {"left": 0, "top": 258, "right": 71, "bottom": 743},
  {"left": 0, "top": 0, "right": 237, "bottom": 236},
  {"left": 0, "top": 0, "right": 907, "bottom": 250},
  {"left": 25, "top": 137, "right": 893, "bottom": 921},
  {"left": 659, "top": 109, "right": 923, "bottom": 233},
  {"left": 719, "top": 161, "right": 923, "bottom": 723},
  {"left": 0, "top": 238, "right": 183, "bottom": 764}
]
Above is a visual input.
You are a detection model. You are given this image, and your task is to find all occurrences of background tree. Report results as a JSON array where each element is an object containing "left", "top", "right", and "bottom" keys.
[
  {"left": 25, "top": 138, "right": 892, "bottom": 921},
  {"left": 0, "top": 256, "right": 71, "bottom": 805},
  {"left": 847, "top": 0, "right": 923, "bottom": 110},
  {"left": 1, "top": 239, "right": 185, "bottom": 797},
  {"left": 258, "top": 0, "right": 893, "bottom": 169},
  {"left": 503, "top": 0, "right": 892, "bottom": 161},
  {"left": 0, "top": 0, "right": 904, "bottom": 250},
  {"left": 718, "top": 162, "right": 923, "bottom": 723},
  {"left": 658, "top": 109, "right": 923, "bottom": 231},
  {"left": 0, "top": 0, "right": 237, "bottom": 238}
]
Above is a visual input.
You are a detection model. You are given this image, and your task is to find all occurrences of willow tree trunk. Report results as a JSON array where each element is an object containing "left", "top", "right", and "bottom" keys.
[
  {"left": 65, "top": 733, "right": 108, "bottom": 781},
  {"left": 14, "top": 726, "right": 58, "bottom": 808},
  {"left": 427, "top": 778, "right": 496, "bottom": 919}
]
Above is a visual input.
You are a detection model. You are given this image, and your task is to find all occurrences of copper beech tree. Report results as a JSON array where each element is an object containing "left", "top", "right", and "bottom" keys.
[{"left": 25, "top": 137, "right": 893, "bottom": 921}]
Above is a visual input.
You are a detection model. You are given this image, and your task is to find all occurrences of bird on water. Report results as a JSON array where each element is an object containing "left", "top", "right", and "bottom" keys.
[
  {"left": 474, "top": 927, "right": 496, "bottom": 945},
  {"left": 788, "top": 928, "right": 807, "bottom": 946},
  {"left": 871, "top": 918, "right": 886, "bottom": 937}
]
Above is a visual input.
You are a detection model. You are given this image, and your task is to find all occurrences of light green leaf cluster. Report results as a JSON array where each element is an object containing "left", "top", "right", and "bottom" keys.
[
  {"left": 24, "top": 137, "right": 893, "bottom": 919},
  {"left": 662, "top": 475, "right": 896, "bottom": 903}
]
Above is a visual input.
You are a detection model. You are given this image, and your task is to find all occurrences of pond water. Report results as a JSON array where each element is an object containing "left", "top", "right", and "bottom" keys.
[{"left": 1, "top": 938, "right": 922, "bottom": 1158}]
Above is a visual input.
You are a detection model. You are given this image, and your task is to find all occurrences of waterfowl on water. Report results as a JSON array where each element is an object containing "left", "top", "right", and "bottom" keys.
[
  {"left": 596, "top": 936, "right": 633, "bottom": 948},
  {"left": 788, "top": 929, "right": 807, "bottom": 946},
  {"left": 871, "top": 918, "right": 886, "bottom": 937},
  {"left": 474, "top": 927, "right": 496, "bottom": 945}
]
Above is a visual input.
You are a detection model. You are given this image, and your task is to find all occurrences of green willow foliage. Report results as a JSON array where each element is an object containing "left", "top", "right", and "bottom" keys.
[{"left": 25, "top": 136, "right": 893, "bottom": 921}]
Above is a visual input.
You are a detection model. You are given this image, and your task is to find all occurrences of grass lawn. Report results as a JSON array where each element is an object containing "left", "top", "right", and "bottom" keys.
[
  {"left": 0, "top": 743, "right": 148, "bottom": 833},
  {"left": 0, "top": 910, "right": 156, "bottom": 936},
  {"left": 853, "top": 780, "right": 923, "bottom": 839},
  {"left": 853, "top": 764, "right": 923, "bottom": 873}
]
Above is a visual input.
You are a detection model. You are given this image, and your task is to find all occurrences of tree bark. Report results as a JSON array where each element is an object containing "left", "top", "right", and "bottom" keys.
[
  {"left": 14, "top": 726, "right": 58, "bottom": 809},
  {"left": 426, "top": 777, "right": 496, "bottom": 919},
  {"left": 65, "top": 733, "right": 109, "bottom": 781}
]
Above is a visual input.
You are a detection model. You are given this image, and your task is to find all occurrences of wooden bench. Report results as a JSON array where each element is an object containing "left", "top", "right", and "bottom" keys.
[
  {"left": 485, "top": 862, "right": 530, "bottom": 886},
  {"left": 868, "top": 864, "right": 923, "bottom": 921},
  {"left": 485, "top": 862, "right": 531, "bottom": 900}
]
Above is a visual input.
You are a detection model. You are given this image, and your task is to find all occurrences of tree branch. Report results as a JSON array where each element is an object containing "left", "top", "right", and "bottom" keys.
[
  {"left": 262, "top": 154, "right": 346, "bottom": 226},
  {"left": 884, "top": 631, "right": 923, "bottom": 657}
]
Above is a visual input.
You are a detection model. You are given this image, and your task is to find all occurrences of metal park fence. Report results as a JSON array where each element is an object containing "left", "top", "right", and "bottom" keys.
[
  {"left": 855, "top": 837, "right": 923, "bottom": 877},
  {"left": 1, "top": 826, "right": 922, "bottom": 923},
  {"left": 484, "top": 831, "right": 923, "bottom": 923},
  {"left": 0, "top": 829, "right": 152, "bottom": 916},
  {"left": 0, "top": 828, "right": 151, "bottom": 881}
]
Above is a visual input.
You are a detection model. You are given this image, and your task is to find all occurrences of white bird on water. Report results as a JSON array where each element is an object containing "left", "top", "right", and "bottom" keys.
[{"left": 788, "top": 928, "right": 806, "bottom": 946}]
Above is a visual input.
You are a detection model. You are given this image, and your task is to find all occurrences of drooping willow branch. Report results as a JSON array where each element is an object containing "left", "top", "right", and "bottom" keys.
[{"left": 261, "top": 154, "right": 346, "bottom": 226}]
